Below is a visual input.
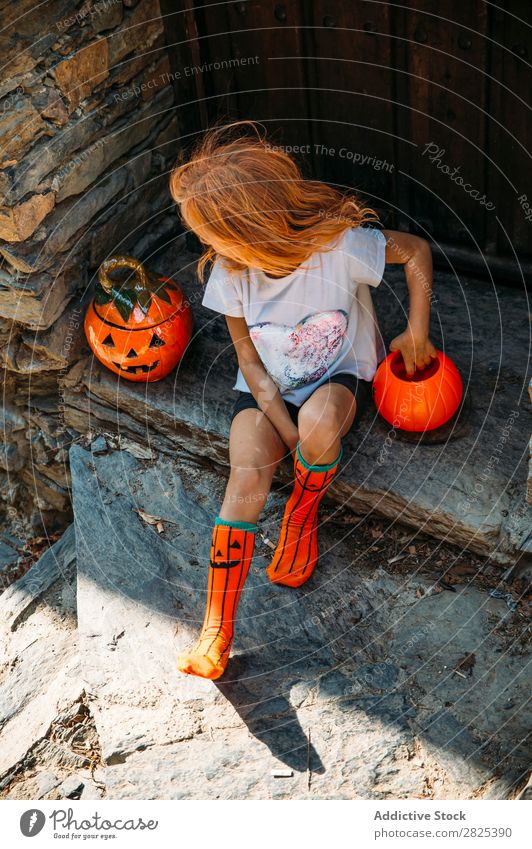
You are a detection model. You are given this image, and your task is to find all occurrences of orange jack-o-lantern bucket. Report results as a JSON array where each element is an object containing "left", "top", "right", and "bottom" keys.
[
  {"left": 372, "top": 350, "right": 463, "bottom": 432},
  {"left": 84, "top": 255, "right": 193, "bottom": 382}
]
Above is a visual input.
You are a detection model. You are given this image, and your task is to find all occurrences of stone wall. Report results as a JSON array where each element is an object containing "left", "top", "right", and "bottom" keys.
[{"left": 0, "top": 0, "right": 182, "bottom": 535}]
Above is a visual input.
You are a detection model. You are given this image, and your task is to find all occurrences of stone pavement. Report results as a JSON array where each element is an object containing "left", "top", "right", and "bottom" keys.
[{"left": 1, "top": 443, "right": 529, "bottom": 800}]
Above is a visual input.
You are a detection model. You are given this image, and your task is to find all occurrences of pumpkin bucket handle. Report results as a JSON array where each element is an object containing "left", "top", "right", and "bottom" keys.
[{"left": 98, "top": 255, "right": 149, "bottom": 294}]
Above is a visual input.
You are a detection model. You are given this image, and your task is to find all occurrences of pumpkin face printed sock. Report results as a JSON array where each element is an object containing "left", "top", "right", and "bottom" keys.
[
  {"left": 266, "top": 441, "right": 342, "bottom": 588},
  {"left": 177, "top": 518, "right": 256, "bottom": 680}
]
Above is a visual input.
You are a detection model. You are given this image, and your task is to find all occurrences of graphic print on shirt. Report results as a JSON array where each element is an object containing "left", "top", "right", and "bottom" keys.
[{"left": 248, "top": 309, "right": 348, "bottom": 390}]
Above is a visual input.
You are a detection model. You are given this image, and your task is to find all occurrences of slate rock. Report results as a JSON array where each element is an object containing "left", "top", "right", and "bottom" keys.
[
  {"left": 68, "top": 444, "right": 530, "bottom": 799},
  {"left": 0, "top": 539, "right": 19, "bottom": 574},
  {"left": 34, "top": 771, "right": 60, "bottom": 798},
  {"left": 0, "top": 524, "right": 82, "bottom": 777},
  {"left": 90, "top": 435, "right": 108, "bottom": 455},
  {"left": 58, "top": 775, "right": 85, "bottom": 799},
  {"left": 80, "top": 780, "right": 104, "bottom": 800}
]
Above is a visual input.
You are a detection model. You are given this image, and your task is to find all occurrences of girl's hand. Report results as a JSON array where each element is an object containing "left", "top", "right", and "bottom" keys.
[{"left": 389, "top": 329, "right": 438, "bottom": 377}]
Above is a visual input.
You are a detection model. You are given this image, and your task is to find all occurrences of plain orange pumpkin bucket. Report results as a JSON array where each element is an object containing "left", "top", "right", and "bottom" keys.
[{"left": 372, "top": 350, "right": 463, "bottom": 432}]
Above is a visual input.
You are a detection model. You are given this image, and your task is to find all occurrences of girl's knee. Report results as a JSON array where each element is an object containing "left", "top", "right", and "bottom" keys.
[
  {"left": 227, "top": 465, "right": 272, "bottom": 502},
  {"left": 298, "top": 404, "right": 342, "bottom": 446}
]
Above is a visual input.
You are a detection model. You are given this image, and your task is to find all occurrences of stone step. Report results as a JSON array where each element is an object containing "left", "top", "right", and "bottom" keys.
[
  {"left": 2, "top": 439, "right": 529, "bottom": 799},
  {"left": 61, "top": 244, "right": 532, "bottom": 564},
  {"left": 68, "top": 442, "right": 530, "bottom": 799},
  {"left": 0, "top": 525, "right": 83, "bottom": 781},
  {"left": 70, "top": 443, "right": 218, "bottom": 765}
]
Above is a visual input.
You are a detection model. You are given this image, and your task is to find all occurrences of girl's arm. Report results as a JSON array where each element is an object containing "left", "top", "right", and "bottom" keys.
[
  {"left": 381, "top": 230, "right": 438, "bottom": 376},
  {"left": 225, "top": 315, "right": 300, "bottom": 452}
]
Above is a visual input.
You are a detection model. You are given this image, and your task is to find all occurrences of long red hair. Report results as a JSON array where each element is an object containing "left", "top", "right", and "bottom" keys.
[{"left": 169, "top": 121, "right": 379, "bottom": 280}]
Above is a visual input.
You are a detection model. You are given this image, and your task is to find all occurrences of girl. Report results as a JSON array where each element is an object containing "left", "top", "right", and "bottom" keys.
[{"left": 170, "top": 122, "right": 437, "bottom": 680}]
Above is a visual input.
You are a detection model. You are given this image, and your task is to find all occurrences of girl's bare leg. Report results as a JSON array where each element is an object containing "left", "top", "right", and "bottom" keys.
[
  {"left": 177, "top": 409, "right": 287, "bottom": 679},
  {"left": 218, "top": 407, "right": 288, "bottom": 523},
  {"left": 297, "top": 383, "right": 357, "bottom": 464},
  {"left": 266, "top": 384, "right": 356, "bottom": 588}
]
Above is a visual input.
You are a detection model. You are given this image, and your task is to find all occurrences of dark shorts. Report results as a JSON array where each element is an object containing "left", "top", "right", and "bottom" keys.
[{"left": 230, "top": 371, "right": 373, "bottom": 434}]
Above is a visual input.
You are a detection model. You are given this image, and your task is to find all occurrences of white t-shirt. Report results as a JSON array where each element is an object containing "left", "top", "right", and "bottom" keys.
[{"left": 201, "top": 226, "right": 387, "bottom": 405}]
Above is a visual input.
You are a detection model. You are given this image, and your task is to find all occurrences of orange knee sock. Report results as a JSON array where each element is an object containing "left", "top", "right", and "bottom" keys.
[
  {"left": 266, "top": 441, "right": 342, "bottom": 588},
  {"left": 177, "top": 518, "right": 256, "bottom": 680}
]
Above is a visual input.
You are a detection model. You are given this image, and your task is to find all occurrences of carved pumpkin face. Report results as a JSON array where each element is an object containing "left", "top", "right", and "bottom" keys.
[{"left": 84, "top": 257, "right": 194, "bottom": 382}]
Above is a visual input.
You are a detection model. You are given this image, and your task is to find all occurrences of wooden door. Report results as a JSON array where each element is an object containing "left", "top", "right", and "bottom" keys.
[{"left": 163, "top": 0, "right": 532, "bottom": 277}]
